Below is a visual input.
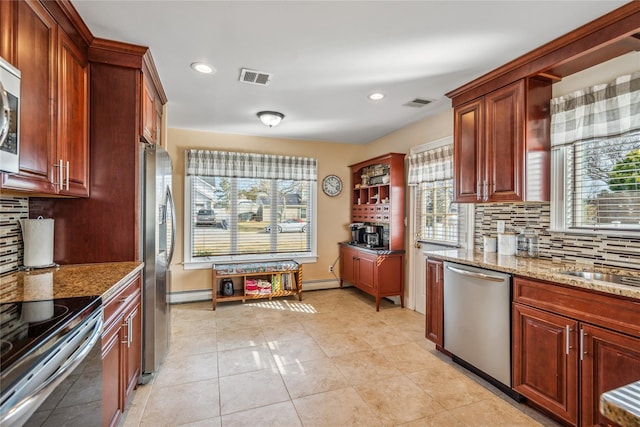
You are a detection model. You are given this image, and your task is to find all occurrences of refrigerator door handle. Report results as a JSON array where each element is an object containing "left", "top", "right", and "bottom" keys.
[{"left": 165, "top": 186, "right": 176, "bottom": 266}]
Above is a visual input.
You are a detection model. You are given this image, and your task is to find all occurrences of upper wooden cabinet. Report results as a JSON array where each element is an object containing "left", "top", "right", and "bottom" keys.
[
  {"left": 141, "top": 59, "right": 165, "bottom": 146},
  {"left": 453, "top": 77, "right": 551, "bottom": 203},
  {"left": 0, "top": 0, "right": 89, "bottom": 196}
]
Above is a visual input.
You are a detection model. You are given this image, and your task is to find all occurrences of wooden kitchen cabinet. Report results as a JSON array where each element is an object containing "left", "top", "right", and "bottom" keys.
[
  {"left": 141, "top": 65, "right": 164, "bottom": 146},
  {"left": 102, "top": 272, "right": 142, "bottom": 427},
  {"left": 513, "top": 276, "right": 640, "bottom": 426},
  {"left": 339, "top": 244, "right": 404, "bottom": 311},
  {"left": 453, "top": 77, "right": 551, "bottom": 203},
  {"left": 0, "top": 0, "right": 90, "bottom": 196},
  {"left": 425, "top": 259, "right": 444, "bottom": 347}
]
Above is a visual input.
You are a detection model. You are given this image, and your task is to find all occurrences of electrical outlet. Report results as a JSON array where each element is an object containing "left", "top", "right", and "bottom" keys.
[
  {"left": 329, "top": 265, "right": 333, "bottom": 273},
  {"left": 496, "top": 220, "right": 505, "bottom": 233}
]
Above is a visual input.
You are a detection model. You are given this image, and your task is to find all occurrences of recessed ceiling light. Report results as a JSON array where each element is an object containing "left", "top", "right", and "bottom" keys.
[
  {"left": 191, "top": 62, "right": 215, "bottom": 74},
  {"left": 369, "top": 92, "right": 385, "bottom": 100}
]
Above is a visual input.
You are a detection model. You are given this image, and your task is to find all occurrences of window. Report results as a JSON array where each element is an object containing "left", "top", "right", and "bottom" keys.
[
  {"left": 185, "top": 150, "right": 317, "bottom": 266},
  {"left": 408, "top": 140, "right": 467, "bottom": 245},
  {"left": 551, "top": 72, "right": 640, "bottom": 231}
]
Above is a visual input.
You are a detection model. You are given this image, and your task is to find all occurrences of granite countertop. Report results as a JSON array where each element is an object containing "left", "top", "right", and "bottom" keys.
[
  {"left": 600, "top": 381, "right": 640, "bottom": 427},
  {"left": 340, "top": 241, "right": 406, "bottom": 255},
  {"left": 0, "top": 262, "right": 144, "bottom": 303},
  {"left": 424, "top": 249, "right": 640, "bottom": 300}
]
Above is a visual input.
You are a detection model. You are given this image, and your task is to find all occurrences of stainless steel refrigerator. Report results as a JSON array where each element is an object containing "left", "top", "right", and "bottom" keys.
[{"left": 140, "top": 143, "right": 175, "bottom": 382}]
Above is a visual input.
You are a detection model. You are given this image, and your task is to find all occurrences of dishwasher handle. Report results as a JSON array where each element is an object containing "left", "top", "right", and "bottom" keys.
[{"left": 445, "top": 265, "right": 506, "bottom": 283}]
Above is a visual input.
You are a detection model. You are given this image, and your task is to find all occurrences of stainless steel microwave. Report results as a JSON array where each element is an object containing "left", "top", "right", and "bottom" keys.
[{"left": 0, "top": 56, "right": 20, "bottom": 173}]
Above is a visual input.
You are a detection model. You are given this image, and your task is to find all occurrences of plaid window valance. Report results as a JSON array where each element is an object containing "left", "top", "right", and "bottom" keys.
[
  {"left": 551, "top": 71, "right": 640, "bottom": 147},
  {"left": 407, "top": 144, "right": 453, "bottom": 185},
  {"left": 186, "top": 150, "right": 318, "bottom": 181}
]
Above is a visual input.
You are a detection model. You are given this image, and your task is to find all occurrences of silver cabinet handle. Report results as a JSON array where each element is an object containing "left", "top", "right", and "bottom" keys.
[
  {"left": 445, "top": 265, "right": 505, "bottom": 282},
  {"left": 580, "top": 329, "right": 588, "bottom": 361},
  {"left": 65, "top": 160, "right": 69, "bottom": 190},
  {"left": 565, "top": 325, "right": 570, "bottom": 355}
]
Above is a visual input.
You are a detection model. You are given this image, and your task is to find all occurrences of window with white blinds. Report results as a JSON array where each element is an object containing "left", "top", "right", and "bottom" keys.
[
  {"left": 184, "top": 150, "right": 317, "bottom": 265},
  {"left": 551, "top": 71, "right": 640, "bottom": 232},
  {"left": 416, "top": 179, "right": 463, "bottom": 243},
  {"left": 565, "top": 132, "right": 640, "bottom": 229}
]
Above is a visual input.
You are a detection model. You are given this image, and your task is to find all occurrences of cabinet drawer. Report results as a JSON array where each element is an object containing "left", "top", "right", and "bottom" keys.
[
  {"left": 103, "top": 275, "right": 142, "bottom": 326},
  {"left": 513, "top": 276, "right": 640, "bottom": 338}
]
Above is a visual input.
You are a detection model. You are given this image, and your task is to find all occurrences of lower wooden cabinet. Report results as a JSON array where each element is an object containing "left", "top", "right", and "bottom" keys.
[
  {"left": 102, "top": 273, "right": 142, "bottom": 427},
  {"left": 339, "top": 244, "right": 404, "bottom": 311},
  {"left": 513, "top": 277, "right": 640, "bottom": 427},
  {"left": 425, "top": 259, "right": 444, "bottom": 346}
]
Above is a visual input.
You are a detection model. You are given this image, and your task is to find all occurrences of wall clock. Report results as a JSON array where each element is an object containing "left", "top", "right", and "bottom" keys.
[{"left": 322, "top": 175, "right": 343, "bottom": 197}]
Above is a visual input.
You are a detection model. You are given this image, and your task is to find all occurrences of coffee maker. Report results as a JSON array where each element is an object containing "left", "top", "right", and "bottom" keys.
[
  {"left": 349, "top": 223, "right": 365, "bottom": 244},
  {"left": 364, "top": 225, "right": 382, "bottom": 248}
]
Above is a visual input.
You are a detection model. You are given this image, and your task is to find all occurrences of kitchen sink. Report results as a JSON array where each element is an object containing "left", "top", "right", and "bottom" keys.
[{"left": 559, "top": 271, "right": 640, "bottom": 287}]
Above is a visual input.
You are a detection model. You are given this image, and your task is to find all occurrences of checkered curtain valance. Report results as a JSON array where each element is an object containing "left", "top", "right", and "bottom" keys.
[
  {"left": 186, "top": 150, "right": 318, "bottom": 181},
  {"left": 551, "top": 71, "right": 640, "bottom": 147},
  {"left": 407, "top": 144, "right": 453, "bottom": 185}
]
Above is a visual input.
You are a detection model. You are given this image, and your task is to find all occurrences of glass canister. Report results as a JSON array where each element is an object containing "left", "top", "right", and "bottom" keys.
[
  {"left": 516, "top": 229, "right": 528, "bottom": 257},
  {"left": 526, "top": 235, "right": 539, "bottom": 258}
]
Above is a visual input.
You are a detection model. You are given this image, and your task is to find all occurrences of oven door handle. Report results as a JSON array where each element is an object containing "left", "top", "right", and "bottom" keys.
[
  {"left": 445, "top": 265, "right": 505, "bottom": 282},
  {"left": 0, "top": 310, "right": 103, "bottom": 427},
  {"left": 0, "top": 80, "right": 9, "bottom": 147}
]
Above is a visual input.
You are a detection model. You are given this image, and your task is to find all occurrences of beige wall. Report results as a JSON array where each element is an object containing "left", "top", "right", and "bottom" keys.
[
  {"left": 166, "top": 108, "right": 455, "bottom": 296},
  {"left": 167, "top": 129, "right": 363, "bottom": 294}
]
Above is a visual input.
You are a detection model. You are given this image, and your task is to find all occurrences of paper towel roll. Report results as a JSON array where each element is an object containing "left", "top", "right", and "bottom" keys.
[{"left": 20, "top": 217, "right": 54, "bottom": 268}]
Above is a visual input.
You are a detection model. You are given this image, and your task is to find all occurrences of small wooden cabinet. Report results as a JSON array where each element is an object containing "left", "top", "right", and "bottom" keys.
[
  {"left": 0, "top": 0, "right": 89, "bottom": 196},
  {"left": 102, "top": 272, "right": 142, "bottom": 427},
  {"left": 339, "top": 244, "right": 404, "bottom": 311},
  {"left": 141, "top": 66, "right": 165, "bottom": 146},
  {"left": 512, "top": 276, "right": 640, "bottom": 426},
  {"left": 211, "top": 261, "right": 302, "bottom": 310},
  {"left": 425, "top": 259, "right": 444, "bottom": 346},
  {"left": 453, "top": 77, "right": 551, "bottom": 203}
]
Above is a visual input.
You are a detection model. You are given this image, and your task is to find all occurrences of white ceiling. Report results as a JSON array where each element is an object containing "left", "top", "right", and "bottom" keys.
[{"left": 71, "top": 1, "right": 627, "bottom": 144}]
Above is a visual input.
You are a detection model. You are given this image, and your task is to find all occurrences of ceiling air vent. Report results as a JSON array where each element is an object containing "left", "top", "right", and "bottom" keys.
[
  {"left": 239, "top": 68, "right": 272, "bottom": 86},
  {"left": 403, "top": 98, "right": 433, "bottom": 108}
]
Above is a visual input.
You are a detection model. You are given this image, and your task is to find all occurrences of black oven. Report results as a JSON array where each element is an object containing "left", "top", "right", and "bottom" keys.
[{"left": 0, "top": 296, "right": 103, "bottom": 426}]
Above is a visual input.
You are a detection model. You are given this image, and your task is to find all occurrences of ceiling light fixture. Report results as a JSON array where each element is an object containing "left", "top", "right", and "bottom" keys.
[
  {"left": 257, "top": 111, "right": 285, "bottom": 128},
  {"left": 190, "top": 62, "right": 215, "bottom": 74},
  {"left": 369, "top": 92, "right": 385, "bottom": 100}
]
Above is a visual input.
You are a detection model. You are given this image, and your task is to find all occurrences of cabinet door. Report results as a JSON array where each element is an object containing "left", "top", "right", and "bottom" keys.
[
  {"left": 580, "top": 324, "right": 640, "bottom": 427},
  {"left": 453, "top": 98, "right": 483, "bottom": 202},
  {"left": 57, "top": 29, "right": 89, "bottom": 196},
  {"left": 484, "top": 80, "right": 524, "bottom": 202},
  {"left": 141, "top": 76, "right": 156, "bottom": 144},
  {"left": 425, "top": 259, "right": 443, "bottom": 346},
  {"left": 513, "top": 303, "right": 579, "bottom": 426},
  {"left": 356, "top": 252, "right": 377, "bottom": 293},
  {"left": 124, "top": 301, "right": 141, "bottom": 402},
  {"left": 339, "top": 245, "right": 356, "bottom": 285},
  {"left": 1, "top": 0, "right": 56, "bottom": 193},
  {"left": 102, "top": 319, "right": 124, "bottom": 427}
]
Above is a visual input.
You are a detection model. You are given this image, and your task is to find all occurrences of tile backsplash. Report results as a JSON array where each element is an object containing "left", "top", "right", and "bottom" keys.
[
  {"left": 474, "top": 202, "right": 640, "bottom": 270},
  {"left": 0, "top": 196, "right": 27, "bottom": 275}
]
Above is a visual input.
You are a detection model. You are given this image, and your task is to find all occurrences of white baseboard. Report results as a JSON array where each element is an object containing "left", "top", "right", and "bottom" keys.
[{"left": 168, "top": 279, "right": 342, "bottom": 304}]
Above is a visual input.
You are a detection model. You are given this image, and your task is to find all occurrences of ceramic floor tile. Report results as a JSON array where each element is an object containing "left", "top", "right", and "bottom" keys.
[
  {"left": 166, "top": 332, "right": 217, "bottom": 360},
  {"left": 278, "top": 358, "right": 349, "bottom": 399},
  {"left": 216, "top": 326, "right": 267, "bottom": 351},
  {"left": 178, "top": 417, "right": 222, "bottom": 427},
  {"left": 376, "top": 341, "right": 442, "bottom": 373},
  {"left": 269, "top": 336, "right": 328, "bottom": 367},
  {"left": 332, "top": 350, "right": 402, "bottom": 385},
  {"left": 448, "top": 399, "right": 545, "bottom": 426},
  {"left": 397, "top": 411, "right": 467, "bottom": 427},
  {"left": 261, "top": 321, "right": 311, "bottom": 343},
  {"left": 221, "top": 401, "right": 302, "bottom": 426},
  {"left": 140, "top": 379, "right": 220, "bottom": 426},
  {"left": 313, "top": 331, "right": 373, "bottom": 357},
  {"left": 217, "top": 344, "right": 277, "bottom": 377},
  {"left": 407, "top": 367, "right": 495, "bottom": 410},
  {"left": 356, "top": 324, "right": 413, "bottom": 348},
  {"left": 293, "top": 387, "right": 384, "bottom": 427},
  {"left": 218, "top": 368, "right": 290, "bottom": 415},
  {"left": 354, "top": 375, "right": 447, "bottom": 425},
  {"left": 154, "top": 351, "right": 218, "bottom": 387}
]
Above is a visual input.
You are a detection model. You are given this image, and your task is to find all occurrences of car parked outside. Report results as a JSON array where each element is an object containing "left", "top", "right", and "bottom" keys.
[
  {"left": 265, "top": 218, "right": 307, "bottom": 233},
  {"left": 196, "top": 209, "right": 227, "bottom": 229}
]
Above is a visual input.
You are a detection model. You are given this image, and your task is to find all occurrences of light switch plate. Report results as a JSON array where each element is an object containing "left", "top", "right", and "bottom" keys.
[{"left": 496, "top": 220, "right": 505, "bottom": 233}]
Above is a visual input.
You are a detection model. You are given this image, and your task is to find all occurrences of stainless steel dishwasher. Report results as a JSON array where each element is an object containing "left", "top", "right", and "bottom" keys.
[{"left": 443, "top": 261, "right": 516, "bottom": 396}]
